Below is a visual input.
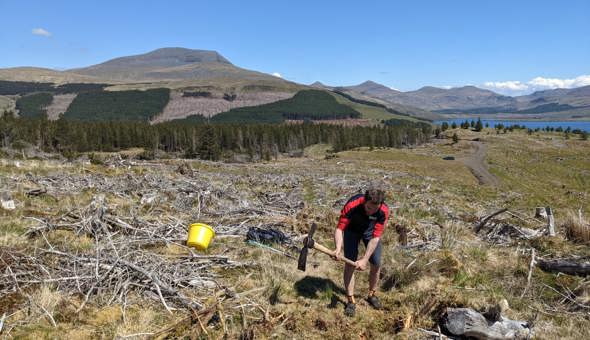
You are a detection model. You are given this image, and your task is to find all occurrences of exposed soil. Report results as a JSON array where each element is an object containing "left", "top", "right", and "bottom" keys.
[{"left": 460, "top": 141, "right": 500, "bottom": 186}]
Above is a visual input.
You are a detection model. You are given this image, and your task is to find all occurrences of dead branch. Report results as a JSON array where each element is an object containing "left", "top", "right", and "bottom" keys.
[{"left": 537, "top": 257, "right": 590, "bottom": 277}]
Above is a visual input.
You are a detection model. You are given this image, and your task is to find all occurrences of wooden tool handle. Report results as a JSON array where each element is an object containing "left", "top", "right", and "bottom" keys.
[{"left": 313, "top": 242, "right": 358, "bottom": 267}]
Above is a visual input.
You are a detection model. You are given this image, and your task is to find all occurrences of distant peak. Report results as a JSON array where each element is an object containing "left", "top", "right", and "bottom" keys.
[
  {"left": 141, "top": 47, "right": 231, "bottom": 64},
  {"left": 359, "top": 80, "right": 380, "bottom": 86},
  {"left": 355, "top": 80, "right": 398, "bottom": 91},
  {"left": 418, "top": 86, "right": 443, "bottom": 91}
]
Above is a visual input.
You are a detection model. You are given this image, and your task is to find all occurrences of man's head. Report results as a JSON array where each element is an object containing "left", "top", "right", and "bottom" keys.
[{"left": 363, "top": 183, "right": 386, "bottom": 215}]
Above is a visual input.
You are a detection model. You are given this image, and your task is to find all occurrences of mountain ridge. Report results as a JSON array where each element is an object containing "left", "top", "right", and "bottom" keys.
[{"left": 332, "top": 80, "right": 590, "bottom": 116}]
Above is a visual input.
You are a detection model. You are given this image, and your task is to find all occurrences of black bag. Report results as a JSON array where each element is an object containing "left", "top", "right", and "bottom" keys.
[{"left": 246, "top": 226, "right": 289, "bottom": 244}]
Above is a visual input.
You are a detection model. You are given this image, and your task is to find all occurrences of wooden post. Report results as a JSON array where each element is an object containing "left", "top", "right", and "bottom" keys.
[
  {"left": 535, "top": 207, "right": 547, "bottom": 219},
  {"left": 545, "top": 207, "right": 555, "bottom": 236}
]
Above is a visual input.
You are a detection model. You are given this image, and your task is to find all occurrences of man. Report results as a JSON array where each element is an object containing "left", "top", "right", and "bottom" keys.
[{"left": 333, "top": 185, "right": 389, "bottom": 317}]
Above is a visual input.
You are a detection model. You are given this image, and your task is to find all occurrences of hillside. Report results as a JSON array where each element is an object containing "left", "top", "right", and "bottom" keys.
[
  {"left": 312, "top": 81, "right": 440, "bottom": 120},
  {"left": 66, "top": 48, "right": 289, "bottom": 85},
  {"left": 516, "top": 85, "right": 590, "bottom": 109},
  {"left": 0, "top": 67, "right": 104, "bottom": 84},
  {"left": 339, "top": 80, "right": 590, "bottom": 118},
  {"left": 344, "top": 82, "right": 517, "bottom": 112},
  {"left": 208, "top": 90, "right": 362, "bottom": 123},
  {"left": 2, "top": 77, "right": 425, "bottom": 124},
  {"left": 1, "top": 128, "right": 588, "bottom": 338}
]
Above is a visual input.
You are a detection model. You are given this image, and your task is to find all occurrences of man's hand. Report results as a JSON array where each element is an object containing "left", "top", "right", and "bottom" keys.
[
  {"left": 355, "top": 258, "right": 368, "bottom": 271},
  {"left": 332, "top": 248, "right": 342, "bottom": 261}
]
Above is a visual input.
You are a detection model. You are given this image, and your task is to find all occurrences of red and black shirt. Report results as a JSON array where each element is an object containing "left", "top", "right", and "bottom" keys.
[{"left": 337, "top": 194, "right": 389, "bottom": 238}]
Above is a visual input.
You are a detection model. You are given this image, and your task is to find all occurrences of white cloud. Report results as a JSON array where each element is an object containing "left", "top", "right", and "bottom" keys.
[
  {"left": 389, "top": 86, "right": 400, "bottom": 91},
  {"left": 272, "top": 72, "right": 282, "bottom": 78},
  {"left": 483, "top": 80, "right": 528, "bottom": 91},
  {"left": 32, "top": 28, "right": 51, "bottom": 37},
  {"left": 482, "top": 74, "right": 590, "bottom": 95},
  {"left": 528, "top": 75, "right": 590, "bottom": 89}
]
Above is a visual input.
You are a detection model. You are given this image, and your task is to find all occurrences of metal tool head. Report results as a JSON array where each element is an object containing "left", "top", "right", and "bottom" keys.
[{"left": 297, "top": 223, "right": 317, "bottom": 271}]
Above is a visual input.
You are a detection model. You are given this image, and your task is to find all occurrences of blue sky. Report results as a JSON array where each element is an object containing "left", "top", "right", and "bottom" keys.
[{"left": 1, "top": 0, "right": 589, "bottom": 94}]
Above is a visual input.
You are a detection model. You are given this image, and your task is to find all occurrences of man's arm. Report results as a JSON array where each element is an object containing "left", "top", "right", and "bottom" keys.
[{"left": 333, "top": 228, "right": 343, "bottom": 259}]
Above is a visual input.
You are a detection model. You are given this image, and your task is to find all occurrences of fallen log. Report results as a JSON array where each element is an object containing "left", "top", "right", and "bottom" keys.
[
  {"left": 443, "top": 307, "right": 531, "bottom": 340},
  {"left": 537, "top": 257, "right": 590, "bottom": 276},
  {"left": 475, "top": 208, "right": 508, "bottom": 233},
  {"left": 26, "top": 188, "right": 47, "bottom": 197}
]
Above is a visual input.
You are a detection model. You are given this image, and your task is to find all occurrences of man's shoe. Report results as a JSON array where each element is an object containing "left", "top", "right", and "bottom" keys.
[
  {"left": 344, "top": 302, "right": 356, "bottom": 317},
  {"left": 367, "top": 295, "right": 382, "bottom": 310}
]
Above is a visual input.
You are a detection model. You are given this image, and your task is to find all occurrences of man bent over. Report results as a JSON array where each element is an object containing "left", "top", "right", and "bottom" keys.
[{"left": 333, "top": 184, "right": 389, "bottom": 317}]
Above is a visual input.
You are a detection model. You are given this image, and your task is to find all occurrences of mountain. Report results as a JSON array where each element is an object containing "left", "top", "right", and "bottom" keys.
[
  {"left": 516, "top": 85, "right": 590, "bottom": 108},
  {"left": 346, "top": 80, "right": 402, "bottom": 97},
  {"left": 1, "top": 49, "right": 428, "bottom": 123},
  {"left": 0, "top": 67, "right": 101, "bottom": 83},
  {"left": 309, "top": 81, "right": 330, "bottom": 89},
  {"left": 0, "top": 48, "right": 296, "bottom": 88},
  {"left": 310, "top": 80, "right": 440, "bottom": 120},
  {"left": 65, "top": 47, "right": 281, "bottom": 83},
  {"left": 339, "top": 80, "right": 590, "bottom": 116},
  {"left": 343, "top": 82, "right": 516, "bottom": 112}
]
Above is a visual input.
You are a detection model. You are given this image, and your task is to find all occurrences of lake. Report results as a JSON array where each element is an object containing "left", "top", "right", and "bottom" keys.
[{"left": 435, "top": 119, "right": 590, "bottom": 132}]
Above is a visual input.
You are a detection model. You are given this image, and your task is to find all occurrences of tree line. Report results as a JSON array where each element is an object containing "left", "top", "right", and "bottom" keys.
[{"left": 0, "top": 112, "right": 432, "bottom": 161}]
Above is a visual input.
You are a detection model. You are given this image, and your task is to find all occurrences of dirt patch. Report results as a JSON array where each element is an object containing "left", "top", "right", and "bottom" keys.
[
  {"left": 45, "top": 93, "right": 77, "bottom": 120},
  {"left": 153, "top": 90, "right": 295, "bottom": 122},
  {"left": 459, "top": 141, "right": 500, "bottom": 186}
]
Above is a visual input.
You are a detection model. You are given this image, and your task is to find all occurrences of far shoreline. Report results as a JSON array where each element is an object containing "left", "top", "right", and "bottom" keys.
[{"left": 439, "top": 113, "right": 590, "bottom": 122}]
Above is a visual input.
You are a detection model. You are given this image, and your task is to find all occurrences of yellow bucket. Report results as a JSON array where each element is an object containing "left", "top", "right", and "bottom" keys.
[{"left": 187, "top": 223, "right": 215, "bottom": 250}]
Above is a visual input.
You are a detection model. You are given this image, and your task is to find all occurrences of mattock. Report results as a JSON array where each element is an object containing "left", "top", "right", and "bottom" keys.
[{"left": 297, "top": 223, "right": 357, "bottom": 271}]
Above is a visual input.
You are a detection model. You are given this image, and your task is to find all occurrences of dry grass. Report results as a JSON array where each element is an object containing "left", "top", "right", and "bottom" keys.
[
  {"left": 1, "top": 129, "right": 589, "bottom": 339},
  {"left": 562, "top": 211, "right": 590, "bottom": 244}
]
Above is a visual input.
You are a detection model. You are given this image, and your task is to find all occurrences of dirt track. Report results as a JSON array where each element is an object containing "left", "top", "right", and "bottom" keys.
[{"left": 460, "top": 141, "right": 500, "bottom": 186}]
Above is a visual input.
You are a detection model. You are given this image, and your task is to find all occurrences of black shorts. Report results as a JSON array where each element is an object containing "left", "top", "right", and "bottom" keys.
[{"left": 343, "top": 229, "right": 382, "bottom": 267}]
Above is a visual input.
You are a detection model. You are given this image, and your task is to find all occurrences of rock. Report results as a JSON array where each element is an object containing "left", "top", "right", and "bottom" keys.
[
  {"left": 443, "top": 307, "right": 530, "bottom": 340},
  {"left": 0, "top": 192, "right": 15, "bottom": 210},
  {"left": 140, "top": 192, "right": 158, "bottom": 205}
]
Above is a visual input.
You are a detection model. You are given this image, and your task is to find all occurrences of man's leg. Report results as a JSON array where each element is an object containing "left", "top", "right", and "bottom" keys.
[
  {"left": 368, "top": 264, "right": 381, "bottom": 292},
  {"left": 344, "top": 263, "right": 356, "bottom": 298},
  {"left": 365, "top": 238, "right": 383, "bottom": 309},
  {"left": 343, "top": 230, "right": 360, "bottom": 315}
]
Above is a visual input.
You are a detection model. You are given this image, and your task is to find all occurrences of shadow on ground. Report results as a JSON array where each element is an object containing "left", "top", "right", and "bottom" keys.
[{"left": 294, "top": 275, "right": 348, "bottom": 308}]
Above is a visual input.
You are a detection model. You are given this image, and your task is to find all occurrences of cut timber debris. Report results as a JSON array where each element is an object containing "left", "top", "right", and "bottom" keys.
[
  {"left": 475, "top": 208, "right": 508, "bottom": 233},
  {"left": 537, "top": 256, "right": 590, "bottom": 276},
  {"left": 442, "top": 307, "right": 531, "bottom": 340},
  {"left": 475, "top": 208, "right": 545, "bottom": 244}
]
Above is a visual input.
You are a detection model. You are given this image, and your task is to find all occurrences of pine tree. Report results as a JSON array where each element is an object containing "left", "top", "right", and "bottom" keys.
[
  {"left": 474, "top": 118, "right": 483, "bottom": 132},
  {"left": 198, "top": 125, "right": 221, "bottom": 161}
]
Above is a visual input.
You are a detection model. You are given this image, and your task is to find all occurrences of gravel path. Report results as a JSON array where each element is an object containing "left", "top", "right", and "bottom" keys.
[{"left": 460, "top": 141, "right": 500, "bottom": 186}]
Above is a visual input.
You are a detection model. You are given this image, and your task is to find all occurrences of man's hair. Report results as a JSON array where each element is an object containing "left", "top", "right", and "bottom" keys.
[{"left": 364, "top": 182, "right": 386, "bottom": 204}]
